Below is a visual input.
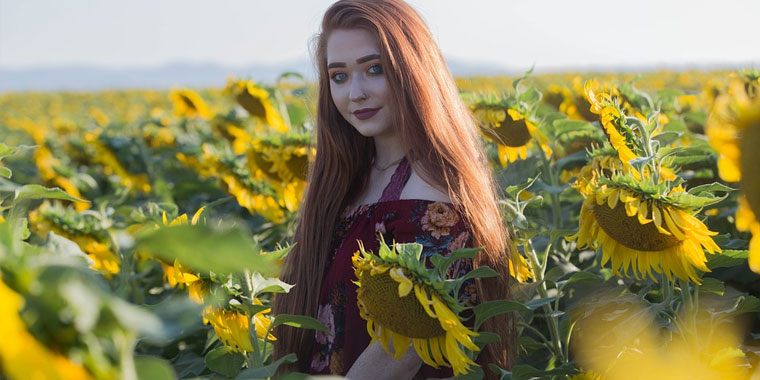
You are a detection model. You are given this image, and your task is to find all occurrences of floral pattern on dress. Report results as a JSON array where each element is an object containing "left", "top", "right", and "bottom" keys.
[{"left": 420, "top": 202, "right": 459, "bottom": 238}]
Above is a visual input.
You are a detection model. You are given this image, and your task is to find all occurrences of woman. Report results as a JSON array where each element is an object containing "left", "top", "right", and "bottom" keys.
[{"left": 273, "top": 0, "right": 515, "bottom": 378}]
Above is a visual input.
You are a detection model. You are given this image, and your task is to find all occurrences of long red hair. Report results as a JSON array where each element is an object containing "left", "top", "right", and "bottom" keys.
[{"left": 273, "top": 0, "right": 515, "bottom": 376}]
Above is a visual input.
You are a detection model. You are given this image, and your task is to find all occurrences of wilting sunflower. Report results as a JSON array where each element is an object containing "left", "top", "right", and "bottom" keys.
[
  {"left": 0, "top": 280, "right": 93, "bottom": 380},
  {"left": 706, "top": 77, "right": 760, "bottom": 272},
  {"left": 169, "top": 88, "right": 211, "bottom": 119},
  {"left": 353, "top": 238, "right": 482, "bottom": 376},
  {"left": 202, "top": 298, "right": 276, "bottom": 354},
  {"left": 570, "top": 174, "right": 722, "bottom": 283},
  {"left": 475, "top": 106, "right": 552, "bottom": 166},
  {"left": 225, "top": 78, "right": 288, "bottom": 133}
]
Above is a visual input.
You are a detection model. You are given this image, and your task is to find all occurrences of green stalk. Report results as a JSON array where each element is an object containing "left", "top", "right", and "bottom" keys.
[{"left": 525, "top": 240, "right": 565, "bottom": 363}]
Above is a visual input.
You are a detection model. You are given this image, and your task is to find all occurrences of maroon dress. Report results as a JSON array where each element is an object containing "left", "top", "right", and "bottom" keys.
[{"left": 310, "top": 157, "right": 479, "bottom": 377}]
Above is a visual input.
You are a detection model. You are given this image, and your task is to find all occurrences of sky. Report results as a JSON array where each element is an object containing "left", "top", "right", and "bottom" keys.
[{"left": 1, "top": 0, "right": 759, "bottom": 71}]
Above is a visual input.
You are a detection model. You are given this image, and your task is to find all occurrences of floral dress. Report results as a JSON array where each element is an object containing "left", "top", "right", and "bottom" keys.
[{"left": 310, "top": 157, "right": 479, "bottom": 378}]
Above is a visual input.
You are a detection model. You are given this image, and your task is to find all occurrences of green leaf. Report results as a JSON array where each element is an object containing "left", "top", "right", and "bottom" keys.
[
  {"left": 236, "top": 353, "right": 298, "bottom": 379},
  {"left": 135, "top": 356, "right": 177, "bottom": 380},
  {"left": 272, "top": 314, "right": 327, "bottom": 332},
  {"left": 437, "top": 247, "right": 482, "bottom": 276},
  {"left": 249, "top": 272, "right": 294, "bottom": 296},
  {"left": 460, "top": 266, "right": 499, "bottom": 283},
  {"left": 687, "top": 182, "right": 735, "bottom": 197},
  {"left": 473, "top": 331, "right": 501, "bottom": 350},
  {"left": 510, "top": 363, "right": 578, "bottom": 380},
  {"left": 474, "top": 300, "right": 529, "bottom": 330},
  {"left": 14, "top": 184, "right": 88, "bottom": 203},
  {"left": 0, "top": 166, "right": 10, "bottom": 179},
  {"left": 205, "top": 346, "right": 245, "bottom": 378},
  {"left": 735, "top": 295, "right": 760, "bottom": 314},
  {"left": 699, "top": 277, "right": 725, "bottom": 296},
  {"left": 136, "top": 224, "right": 276, "bottom": 275},
  {"left": 706, "top": 250, "right": 749, "bottom": 270},
  {"left": 525, "top": 296, "right": 556, "bottom": 310}
]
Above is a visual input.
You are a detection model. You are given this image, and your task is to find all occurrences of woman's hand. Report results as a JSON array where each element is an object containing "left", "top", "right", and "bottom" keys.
[{"left": 345, "top": 341, "right": 422, "bottom": 380}]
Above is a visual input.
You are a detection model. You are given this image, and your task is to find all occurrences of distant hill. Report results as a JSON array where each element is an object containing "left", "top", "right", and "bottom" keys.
[{"left": 0, "top": 58, "right": 517, "bottom": 93}]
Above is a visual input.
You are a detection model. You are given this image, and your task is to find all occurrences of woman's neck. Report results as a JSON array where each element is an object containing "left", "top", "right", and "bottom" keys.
[{"left": 373, "top": 131, "right": 406, "bottom": 167}]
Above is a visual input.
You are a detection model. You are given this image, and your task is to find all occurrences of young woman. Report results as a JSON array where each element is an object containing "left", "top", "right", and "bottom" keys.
[{"left": 273, "top": 0, "right": 515, "bottom": 378}]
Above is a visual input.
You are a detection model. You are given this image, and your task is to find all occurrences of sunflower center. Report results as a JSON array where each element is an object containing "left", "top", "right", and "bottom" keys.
[
  {"left": 285, "top": 154, "right": 309, "bottom": 181},
  {"left": 237, "top": 94, "right": 266, "bottom": 119},
  {"left": 359, "top": 271, "right": 445, "bottom": 338},
  {"left": 740, "top": 121, "right": 760, "bottom": 218},
  {"left": 495, "top": 117, "right": 532, "bottom": 147},
  {"left": 592, "top": 202, "right": 681, "bottom": 251}
]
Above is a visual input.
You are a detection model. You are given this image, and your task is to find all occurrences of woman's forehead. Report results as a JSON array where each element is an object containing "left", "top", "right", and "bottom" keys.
[{"left": 326, "top": 28, "right": 381, "bottom": 66}]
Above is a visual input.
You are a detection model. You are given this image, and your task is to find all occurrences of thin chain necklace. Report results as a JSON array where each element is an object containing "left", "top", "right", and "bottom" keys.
[{"left": 372, "top": 156, "right": 405, "bottom": 171}]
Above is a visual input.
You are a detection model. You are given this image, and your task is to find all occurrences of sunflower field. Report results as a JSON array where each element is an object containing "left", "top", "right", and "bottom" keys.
[{"left": 0, "top": 69, "right": 759, "bottom": 379}]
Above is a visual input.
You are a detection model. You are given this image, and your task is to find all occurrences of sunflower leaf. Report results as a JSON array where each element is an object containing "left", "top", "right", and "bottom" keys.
[
  {"left": 135, "top": 224, "right": 275, "bottom": 275},
  {"left": 474, "top": 300, "right": 530, "bottom": 330},
  {"left": 706, "top": 249, "right": 749, "bottom": 269},
  {"left": 236, "top": 353, "right": 298, "bottom": 379},
  {"left": 271, "top": 314, "right": 327, "bottom": 332},
  {"left": 686, "top": 182, "right": 735, "bottom": 197},
  {"left": 205, "top": 346, "right": 244, "bottom": 378},
  {"left": 436, "top": 247, "right": 482, "bottom": 278}
]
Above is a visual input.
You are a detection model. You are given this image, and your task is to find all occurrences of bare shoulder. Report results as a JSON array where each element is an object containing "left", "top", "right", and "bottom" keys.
[{"left": 400, "top": 169, "right": 451, "bottom": 203}]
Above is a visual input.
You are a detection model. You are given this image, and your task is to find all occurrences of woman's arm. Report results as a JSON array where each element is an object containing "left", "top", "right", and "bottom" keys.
[{"left": 345, "top": 341, "right": 422, "bottom": 380}]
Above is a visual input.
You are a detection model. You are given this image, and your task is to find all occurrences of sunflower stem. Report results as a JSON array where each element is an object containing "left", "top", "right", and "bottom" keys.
[
  {"left": 243, "top": 270, "right": 264, "bottom": 368},
  {"left": 525, "top": 240, "right": 565, "bottom": 363}
]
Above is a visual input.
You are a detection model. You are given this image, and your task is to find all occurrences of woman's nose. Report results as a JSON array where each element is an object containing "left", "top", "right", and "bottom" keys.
[{"left": 349, "top": 77, "right": 368, "bottom": 102}]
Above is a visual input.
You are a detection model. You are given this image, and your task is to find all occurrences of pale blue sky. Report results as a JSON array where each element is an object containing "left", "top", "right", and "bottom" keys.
[{"left": 1, "top": 0, "right": 758, "bottom": 71}]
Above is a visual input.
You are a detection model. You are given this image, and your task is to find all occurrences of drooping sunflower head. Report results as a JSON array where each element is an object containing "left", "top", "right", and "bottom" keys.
[
  {"left": 352, "top": 238, "right": 482, "bottom": 376},
  {"left": 706, "top": 75, "right": 760, "bottom": 272},
  {"left": 225, "top": 78, "right": 288, "bottom": 132},
  {"left": 583, "top": 81, "right": 640, "bottom": 164},
  {"left": 473, "top": 100, "right": 552, "bottom": 166},
  {"left": 570, "top": 174, "right": 723, "bottom": 283},
  {"left": 169, "top": 88, "right": 211, "bottom": 119}
]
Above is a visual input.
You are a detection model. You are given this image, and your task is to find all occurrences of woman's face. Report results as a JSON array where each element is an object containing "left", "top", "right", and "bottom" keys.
[{"left": 326, "top": 28, "right": 394, "bottom": 138}]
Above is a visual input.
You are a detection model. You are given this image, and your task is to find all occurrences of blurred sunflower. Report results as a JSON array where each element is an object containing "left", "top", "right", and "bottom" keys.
[
  {"left": 0, "top": 280, "right": 93, "bottom": 380},
  {"left": 570, "top": 176, "right": 721, "bottom": 283},
  {"left": 84, "top": 131, "right": 152, "bottom": 193},
  {"left": 225, "top": 78, "right": 288, "bottom": 133},
  {"left": 28, "top": 203, "right": 120, "bottom": 276},
  {"left": 706, "top": 76, "right": 760, "bottom": 272},
  {"left": 202, "top": 298, "right": 276, "bottom": 354},
  {"left": 476, "top": 106, "right": 552, "bottom": 166},
  {"left": 169, "top": 88, "right": 211, "bottom": 119},
  {"left": 159, "top": 207, "right": 207, "bottom": 303},
  {"left": 353, "top": 238, "right": 481, "bottom": 376}
]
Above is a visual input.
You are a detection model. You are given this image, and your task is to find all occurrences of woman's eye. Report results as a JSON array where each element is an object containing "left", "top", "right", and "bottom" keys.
[
  {"left": 330, "top": 72, "right": 347, "bottom": 84},
  {"left": 368, "top": 64, "right": 383, "bottom": 75}
]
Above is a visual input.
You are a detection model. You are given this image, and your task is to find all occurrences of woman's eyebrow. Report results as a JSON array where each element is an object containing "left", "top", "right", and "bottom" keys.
[{"left": 327, "top": 53, "right": 381, "bottom": 69}]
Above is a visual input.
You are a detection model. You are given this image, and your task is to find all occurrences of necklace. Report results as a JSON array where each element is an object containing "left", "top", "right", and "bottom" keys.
[{"left": 372, "top": 156, "right": 405, "bottom": 171}]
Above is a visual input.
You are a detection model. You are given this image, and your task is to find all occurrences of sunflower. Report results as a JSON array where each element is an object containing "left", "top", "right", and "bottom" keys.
[
  {"left": 353, "top": 238, "right": 481, "bottom": 376},
  {"left": 202, "top": 298, "right": 276, "bottom": 354},
  {"left": 158, "top": 207, "right": 207, "bottom": 303},
  {"left": 0, "top": 280, "right": 92, "bottom": 380},
  {"left": 584, "top": 81, "right": 638, "bottom": 164},
  {"left": 177, "top": 145, "right": 287, "bottom": 223},
  {"left": 476, "top": 106, "right": 552, "bottom": 166},
  {"left": 570, "top": 176, "right": 721, "bottom": 283},
  {"left": 706, "top": 77, "right": 760, "bottom": 272},
  {"left": 84, "top": 131, "right": 152, "bottom": 193},
  {"left": 28, "top": 203, "right": 120, "bottom": 276},
  {"left": 225, "top": 78, "right": 288, "bottom": 133},
  {"left": 169, "top": 88, "right": 211, "bottom": 119}
]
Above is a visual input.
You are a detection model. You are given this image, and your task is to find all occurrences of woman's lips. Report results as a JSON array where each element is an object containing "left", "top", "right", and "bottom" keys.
[{"left": 353, "top": 107, "right": 380, "bottom": 120}]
